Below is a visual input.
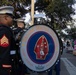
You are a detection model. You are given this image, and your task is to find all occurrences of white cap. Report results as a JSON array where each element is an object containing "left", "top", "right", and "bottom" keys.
[
  {"left": 0, "top": 6, "right": 14, "bottom": 15},
  {"left": 15, "top": 18, "right": 25, "bottom": 22}
]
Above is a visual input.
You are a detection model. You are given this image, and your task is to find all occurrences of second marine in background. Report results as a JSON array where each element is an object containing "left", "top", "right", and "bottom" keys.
[{"left": 12, "top": 18, "right": 29, "bottom": 75}]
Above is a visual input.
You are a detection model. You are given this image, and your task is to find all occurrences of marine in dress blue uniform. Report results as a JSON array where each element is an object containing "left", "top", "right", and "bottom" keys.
[
  {"left": 0, "top": 6, "right": 17, "bottom": 75},
  {"left": 13, "top": 18, "right": 29, "bottom": 75}
]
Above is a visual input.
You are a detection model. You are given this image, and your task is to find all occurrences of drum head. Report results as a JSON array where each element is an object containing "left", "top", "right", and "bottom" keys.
[{"left": 20, "top": 25, "right": 60, "bottom": 72}]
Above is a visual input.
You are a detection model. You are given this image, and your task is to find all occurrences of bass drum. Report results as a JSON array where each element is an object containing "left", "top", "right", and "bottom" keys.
[{"left": 20, "top": 25, "right": 60, "bottom": 72}]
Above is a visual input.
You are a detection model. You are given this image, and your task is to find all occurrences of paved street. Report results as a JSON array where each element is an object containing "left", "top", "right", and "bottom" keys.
[
  {"left": 29, "top": 49, "right": 76, "bottom": 75},
  {"left": 60, "top": 49, "right": 76, "bottom": 75}
]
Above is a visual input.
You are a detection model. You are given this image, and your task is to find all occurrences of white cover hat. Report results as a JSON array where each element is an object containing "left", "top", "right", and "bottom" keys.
[
  {"left": 0, "top": 6, "right": 14, "bottom": 15},
  {"left": 15, "top": 18, "right": 25, "bottom": 22}
]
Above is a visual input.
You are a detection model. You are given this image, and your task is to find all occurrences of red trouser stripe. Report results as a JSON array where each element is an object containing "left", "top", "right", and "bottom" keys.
[{"left": 2, "top": 64, "right": 11, "bottom": 68}]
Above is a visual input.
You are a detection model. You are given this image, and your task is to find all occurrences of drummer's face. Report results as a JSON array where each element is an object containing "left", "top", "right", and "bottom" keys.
[{"left": 17, "top": 22, "right": 24, "bottom": 28}]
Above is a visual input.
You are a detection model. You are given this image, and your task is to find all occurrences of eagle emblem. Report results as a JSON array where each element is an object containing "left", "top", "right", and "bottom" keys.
[{"left": 34, "top": 35, "right": 49, "bottom": 60}]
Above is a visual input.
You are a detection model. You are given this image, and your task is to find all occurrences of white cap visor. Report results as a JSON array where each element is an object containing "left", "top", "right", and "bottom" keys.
[{"left": 0, "top": 6, "right": 14, "bottom": 15}]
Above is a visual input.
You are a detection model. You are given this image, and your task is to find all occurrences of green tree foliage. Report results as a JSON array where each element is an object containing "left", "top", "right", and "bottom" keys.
[
  {"left": 68, "top": 28, "right": 76, "bottom": 39},
  {"left": 35, "top": 0, "right": 75, "bottom": 29},
  {"left": 35, "top": 0, "right": 51, "bottom": 10},
  {"left": 46, "top": 0, "right": 75, "bottom": 20},
  {"left": 0, "top": 0, "right": 75, "bottom": 29}
]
